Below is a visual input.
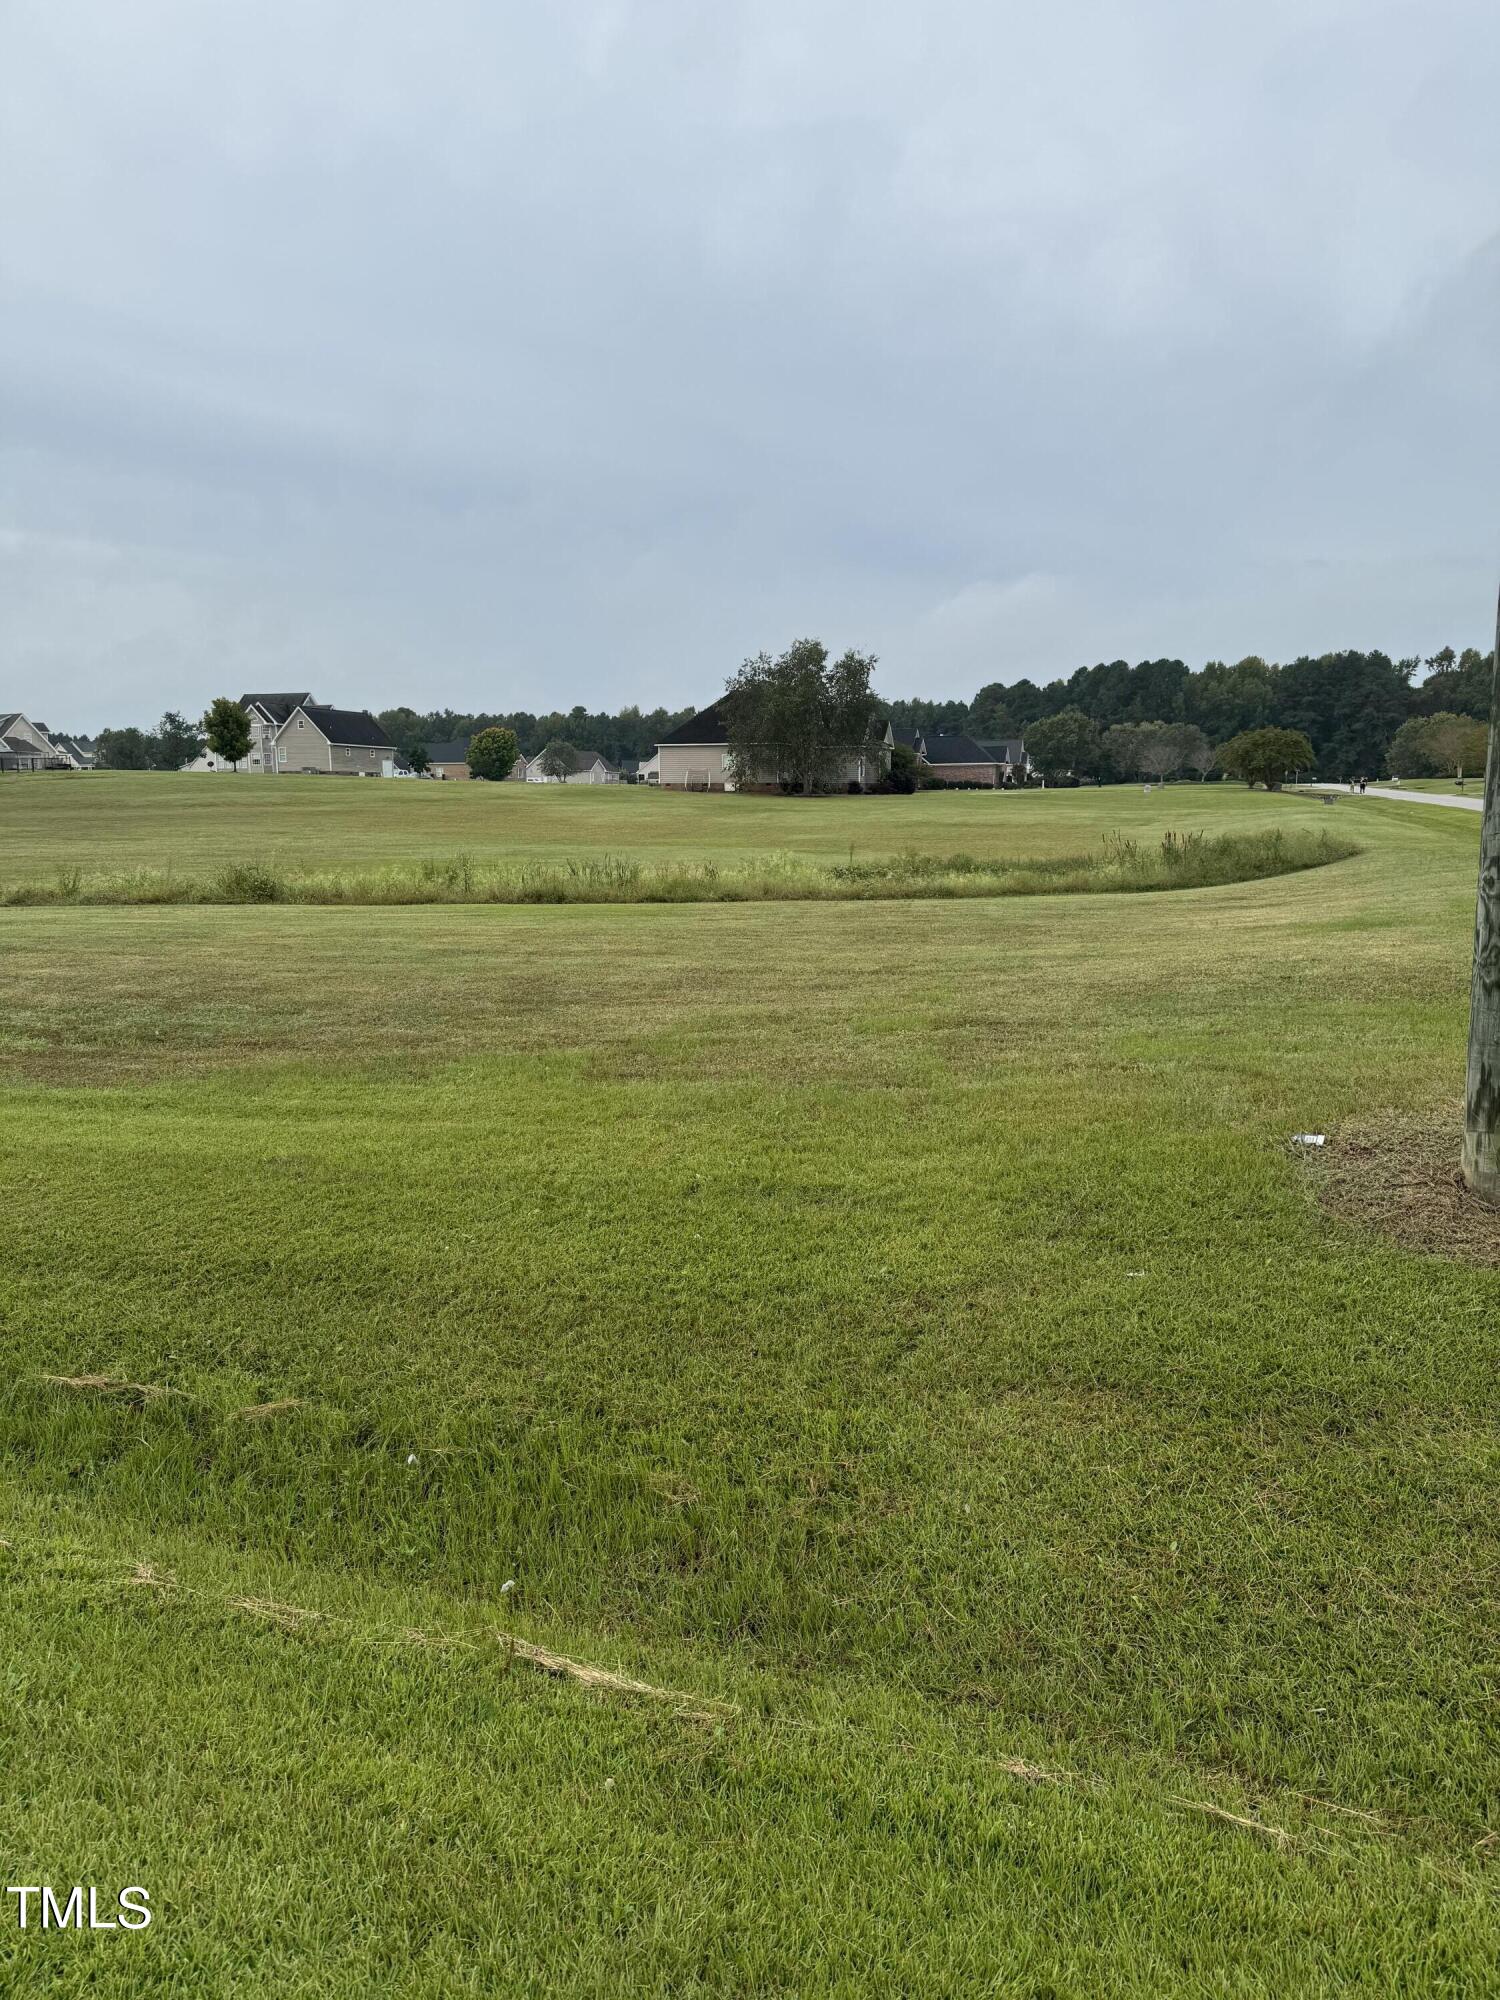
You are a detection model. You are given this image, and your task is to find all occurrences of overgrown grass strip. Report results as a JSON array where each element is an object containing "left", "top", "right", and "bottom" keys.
[{"left": 7, "top": 828, "right": 1357, "bottom": 908}]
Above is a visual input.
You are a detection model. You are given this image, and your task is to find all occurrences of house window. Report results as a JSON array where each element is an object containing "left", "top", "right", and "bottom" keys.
[{"left": 297, "top": 718, "right": 304, "bottom": 729}]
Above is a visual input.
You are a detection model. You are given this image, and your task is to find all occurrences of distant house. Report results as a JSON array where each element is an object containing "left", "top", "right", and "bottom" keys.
[
  {"left": 185, "top": 694, "right": 395, "bottom": 775},
  {"left": 647, "top": 706, "right": 1026, "bottom": 792},
  {"left": 0, "top": 714, "right": 70, "bottom": 772},
  {"left": 52, "top": 735, "right": 96, "bottom": 769},
  {"left": 525, "top": 750, "right": 620, "bottom": 784},
  {"left": 914, "top": 732, "right": 1023, "bottom": 788},
  {"left": 653, "top": 703, "right": 883, "bottom": 791},
  {"left": 978, "top": 738, "right": 1029, "bottom": 775},
  {"left": 425, "top": 739, "right": 472, "bottom": 780}
]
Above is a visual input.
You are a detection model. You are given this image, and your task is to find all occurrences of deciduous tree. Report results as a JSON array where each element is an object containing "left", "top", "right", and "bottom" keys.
[
  {"left": 467, "top": 727, "right": 519, "bottom": 781},
  {"left": 1026, "top": 707, "right": 1102, "bottom": 782},
  {"left": 1216, "top": 727, "right": 1315, "bottom": 790},
  {"left": 203, "top": 697, "right": 252, "bottom": 770},
  {"left": 95, "top": 726, "right": 155, "bottom": 770},
  {"left": 155, "top": 710, "right": 204, "bottom": 770},
  {"left": 538, "top": 739, "right": 579, "bottom": 782},
  {"left": 724, "top": 639, "right": 878, "bottom": 795}
]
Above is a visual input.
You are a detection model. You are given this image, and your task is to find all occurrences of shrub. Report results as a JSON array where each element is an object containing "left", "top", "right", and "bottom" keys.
[{"left": 216, "top": 862, "right": 284, "bottom": 903}]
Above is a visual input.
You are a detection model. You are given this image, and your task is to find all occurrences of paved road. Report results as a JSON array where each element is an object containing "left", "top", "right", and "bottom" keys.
[{"left": 1295, "top": 783, "right": 1484, "bottom": 814}]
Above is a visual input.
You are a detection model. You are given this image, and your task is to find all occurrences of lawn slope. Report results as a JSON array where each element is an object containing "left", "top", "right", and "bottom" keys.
[{"left": 0, "top": 782, "right": 1494, "bottom": 1994}]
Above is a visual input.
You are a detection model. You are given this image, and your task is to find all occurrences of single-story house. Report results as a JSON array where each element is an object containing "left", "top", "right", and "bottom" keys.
[
  {"left": 654, "top": 703, "right": 885, "bottom": 791},
  {"left": 525, "top": 749, "right": 620, "bottom": 784},
  {"left": 185, "top": 694, "right": 395, "bottom": 775},
  {"left": 0, "top": 714, "right": 71, "bottom": 772},
  {"left": 913, "top": 732, "right": 1024, "bottom": 787},
  {"left": 978, "top": 739, "right": 1028, "bottom": 774},
  {"left": 424, "top": 739, "right": 472, "bottom": 780}
]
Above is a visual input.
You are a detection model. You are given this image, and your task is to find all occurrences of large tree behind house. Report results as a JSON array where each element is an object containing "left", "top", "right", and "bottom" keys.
[{"left": 723, "top": 639, "right": 877, "bottom": 794}]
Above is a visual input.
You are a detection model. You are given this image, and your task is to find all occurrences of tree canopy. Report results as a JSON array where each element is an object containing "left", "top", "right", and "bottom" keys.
[
  {"left": 1025, "top": 707, "right": 1102, "bottom": 781},
  {"left": 1216, "top": 727, "right": 1315, "bottom": 790},
  {"left": 203, "top": 697, "right": 252, "bottom": 769},
  {"left": 467, "top": 726, "right": 519, "bottom": 782},
  {"left": 538, "top": 739, "right": 580, "bottom": 781},
  {"left": 1388, "top": 711, "right": 1488, "bottom": 781},
  {"left": 155, "top": 710, "right": 204, "bottom": 770},
  {"left": 95, "top": 726, "right": 155, "bottom": 770},
  {"left": 723, "top": 639, "right": 878, "bottom": 794}
]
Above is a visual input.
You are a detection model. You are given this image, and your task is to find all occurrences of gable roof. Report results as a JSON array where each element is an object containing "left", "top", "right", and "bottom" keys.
[
  {"left": 920, "top": 732, "right": 1000, "bottom": 766},
  {"left": 241, "top": 692, "right": 313, "bottom": 724},
  {"left": 658, "top": 701, "right": 732, "bottom": 747},
  {"left": 425, "top": 739, "right": 471, "bottom": 763},
  {"left": 0, "top": 713, "right": 55, "bottom": 751},
  {"left": 297, "top": 704, "right": 394, "bottom": 748},
  {"left": 977, "top": 738, "right": 1026, "bottom": 764},
  {"left": 575, "top": 749, "right": 618, "bottom": 771}
]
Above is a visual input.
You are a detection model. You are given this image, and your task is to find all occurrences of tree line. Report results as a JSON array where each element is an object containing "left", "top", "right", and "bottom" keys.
[
  {"left": 377, "top": 703, "right": 694, "bottom": 771},
  {"left": 62, "top": 637, "right": 1493, "bottom": 778}
]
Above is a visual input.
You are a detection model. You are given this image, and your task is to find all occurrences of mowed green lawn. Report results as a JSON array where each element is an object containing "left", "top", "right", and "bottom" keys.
[
  {"left": 0, "top": 778, "right": 1495, "bottom": 1995},
  {"left": 2, "top": 767, "right": 1350, "bottom": 879}
]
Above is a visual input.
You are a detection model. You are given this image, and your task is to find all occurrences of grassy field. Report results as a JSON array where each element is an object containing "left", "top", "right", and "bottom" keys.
[
  {"left": 2, "top": 769, "right": 1345, "bottom": 877},
  {"left": 1, "top": 776, "right": 1495, "bottom": 1994}
]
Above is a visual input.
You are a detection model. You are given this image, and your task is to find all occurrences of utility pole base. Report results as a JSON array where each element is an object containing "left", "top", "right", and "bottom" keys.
[
  {"left": 1460, "top": 585, "right": 1500, "bottom": 1206},
  {"left": 1460, "top": 1128, "right": 1500, "bottom": 1206}
]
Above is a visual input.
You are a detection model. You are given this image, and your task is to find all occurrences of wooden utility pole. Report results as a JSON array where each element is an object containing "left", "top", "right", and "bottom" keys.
[{"left": 1461, "top": 591, "right": 1500, "bottom": 1202}]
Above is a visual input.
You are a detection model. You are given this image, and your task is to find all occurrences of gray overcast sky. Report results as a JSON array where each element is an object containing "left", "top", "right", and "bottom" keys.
[{"left": 3, "top": 0, "right": 1498, "bottom": 727}]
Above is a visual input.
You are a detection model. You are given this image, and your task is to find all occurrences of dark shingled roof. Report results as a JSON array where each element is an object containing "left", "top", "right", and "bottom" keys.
[
  {"left": 977, "top": 738, "right": 1027, "bottom": 764},
  {"left": 657, "top": 701, "right": 732, "bottom": 747},
  {"left": 241, "top": 692, "right": 313, "bottom": 724},
  {"left": 425, "top": 739, "right": 471, "bottom": 764},
  {"left": 301, "top": 704, "right": 395, "bottom": 748},
  {"left": 920, "top": 732, "right": 1000, "bottom": 766}
]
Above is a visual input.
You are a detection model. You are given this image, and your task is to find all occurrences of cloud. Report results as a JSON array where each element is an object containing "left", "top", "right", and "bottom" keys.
[{"left": 2, "top": 0, "right": 1497, "bottom": 724}]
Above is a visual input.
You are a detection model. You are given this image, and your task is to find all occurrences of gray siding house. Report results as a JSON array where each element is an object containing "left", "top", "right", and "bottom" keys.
[
  {"left": 0, "top": 714, "right": 72, "bottom": 772},
  {"left": 186, "top": 694, "right": 394, "bottom": 774}
]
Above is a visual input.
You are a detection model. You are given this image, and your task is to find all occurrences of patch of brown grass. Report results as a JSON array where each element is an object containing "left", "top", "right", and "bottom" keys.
[
  {"left": 40, "top": 1372, "right": 181, "bottom": 1403},
  {"left": 232, "top": 1397, "right": 305, "bottom": 1422},
  {"left": 1307, "top": 1110, "right": 1500, "bottom": 1266}
]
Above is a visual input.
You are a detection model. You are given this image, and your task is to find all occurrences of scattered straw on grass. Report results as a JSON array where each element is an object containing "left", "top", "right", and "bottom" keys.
[
  {"left": 501, "top": 1635, "right": 734, "bottom": 1719},
  {"left": 1305, "top": 1110, "right": 1500, "bottom": 1267},
  {"left": 128, "top": 1561, "right": 177, "bottom": 1591},
  {"left": 1169, "top": 1797, "right": 1294, "bottom": 1847},
  {"left": 229, "top": 1596, "right": 330, "bottom": 1633},
  {"left": 997, "top": 1758, "right": 1072, "bottom": 1786},
  {"left": 40, "top": 1372, "right": 181, "bottom": 1403},
  {"left": 232, "top": 1398, "right": 306, "bottom": 1422}
]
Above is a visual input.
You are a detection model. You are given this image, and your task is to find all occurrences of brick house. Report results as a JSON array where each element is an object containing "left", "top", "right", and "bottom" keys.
[
  {"left": 914, "top": 732, "right": 1027, "bottom": 787},
  {"left": 425, "top": 739, "right": 473, "bottom": 780}
]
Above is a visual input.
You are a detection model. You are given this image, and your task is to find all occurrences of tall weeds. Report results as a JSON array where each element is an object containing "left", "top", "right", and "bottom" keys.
[{"left": 4, "top": 830, "right": 1357, "bottom": 910}]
